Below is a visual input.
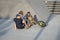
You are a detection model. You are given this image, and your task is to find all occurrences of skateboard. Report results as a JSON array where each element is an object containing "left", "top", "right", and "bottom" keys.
[{"left": 38, "top": 21, "right": 46, "bottom": 27}]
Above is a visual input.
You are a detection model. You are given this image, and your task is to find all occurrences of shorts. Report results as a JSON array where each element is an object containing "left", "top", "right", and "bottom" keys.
[{"left": 16, "top": 25, "right": 25, "bottom": 29}]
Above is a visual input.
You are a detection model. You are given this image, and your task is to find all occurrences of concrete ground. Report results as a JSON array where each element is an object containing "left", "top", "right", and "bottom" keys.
[
  {"left": 0, "top": 15, "right": 60, "bottom": 40},
  {"left": 0, "top": 0, "right": 60, "bottom": 40}
]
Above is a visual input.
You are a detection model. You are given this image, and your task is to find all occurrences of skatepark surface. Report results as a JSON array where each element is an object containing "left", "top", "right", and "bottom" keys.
[{"left": 0, "top": 0, "right": 60, "bottom": 40}]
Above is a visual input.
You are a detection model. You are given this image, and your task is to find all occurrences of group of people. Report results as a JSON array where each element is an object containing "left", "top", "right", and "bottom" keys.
[{"left": 14, "top": 11, "right": 38, "bottom": 29}]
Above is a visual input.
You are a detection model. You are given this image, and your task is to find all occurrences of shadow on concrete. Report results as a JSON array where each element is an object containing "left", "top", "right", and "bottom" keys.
[
  {"left": 34, "top": 27, "right": 45, "bottom": 40},
  {"left": 0, "top": 20, "right": 13, "bottom": 37},
  {"left": 0, "top": 15, "right": 10, "bottom": 25},
  {"left": 56, "top": 26, "right": 60, "bottom": 40},
  {"left": 0, "top": 19, "right": 7, "bottom": 25},
  {"left": 34, "top": 13, "right": 56, "bottom": 40},
  {"left": 4, "top": 15, "right": 10, "bottom": 19},
  {"left": 0, "top": 28, "right": 11, "bottom": 37},
  {"left": 0, "top": 20, "right": 13, "bottom": 32},
  {"left": 46, "top": 13, "right": 55, "bottom": 24},
  {"left": 0, "top": 17, "right": 2, "bottom": 19}
]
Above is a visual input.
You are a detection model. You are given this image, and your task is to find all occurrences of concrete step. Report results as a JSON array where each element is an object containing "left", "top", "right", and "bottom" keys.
[
  {"left": 51, "top": 12, "right": 60, "bottom": 13},
  {"left": 46, "top": 1, "right": 60, "bottom": 5},
  {"left": 48, "top": 7, "right": 60, "bottom": 9},
  {"left": 47, "top": 5, "right": 60, "bottom": 7},
  {"left": 53, "top": 13, "right": 60, "bottom": 14},
  {"left": 46, "top": 1, "right": 60, "bottom": 14},
  {"left": 47, "top": 3, "right": 60, "bottom": 5},
  {"left": 49, "top": 9, "right": 60, "bottom": 12},
  {"left": 47, "top": 8, "right": 60, "bottom": 11},
  {"left": 51, "top": 10, "right": 60, "bottom": 12}
]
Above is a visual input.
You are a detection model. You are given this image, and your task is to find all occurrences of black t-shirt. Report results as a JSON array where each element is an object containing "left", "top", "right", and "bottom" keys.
[{"left": 14, "top": 18, "right": 24, "bottom": 29}]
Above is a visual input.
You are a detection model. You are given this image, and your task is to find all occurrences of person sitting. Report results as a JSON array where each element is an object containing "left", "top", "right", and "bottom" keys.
[
  {"left": 18, "top": 11, "right": 29, "bottom": 28},
  {"left": 14, "top": 14, "right": 25, "bottom": 29},
  {"left": 15, "top": 11, "right": 29, "bottom": 29},
  {"left": 18, "top": 11, "right": 24, "bottom": 19},
  {"left": 25, "top": 12, "right": 35, "bottom": 27}
]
